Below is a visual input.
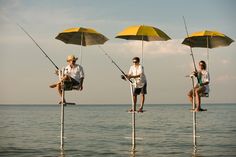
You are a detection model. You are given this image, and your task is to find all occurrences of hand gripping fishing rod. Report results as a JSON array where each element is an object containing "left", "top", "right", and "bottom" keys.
[
  {"left": 17, "top": 23, "right": 59, "bottom": 70},
  {"left": 98, "top": 45, "right": 132, "bottom": 83}
]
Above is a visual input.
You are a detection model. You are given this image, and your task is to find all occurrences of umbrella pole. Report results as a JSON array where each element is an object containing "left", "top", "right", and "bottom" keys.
[
  {"left": 80, "top": 46, "right": 83, "bottom": 65},
  {"left": 191, "top": 75, "right": 197, "bottom": 150},
  {"left": 207, "top": 37, "right": 209, "bottom": 72},
  {"left": 80, "top": 33, "right": 83, "bottom": 65},
  {"left": 130, "top": 82, "right": 136, "bottom": 152},
  {"left": 141, "top": 35, "right": 144, "bottom": 65}
]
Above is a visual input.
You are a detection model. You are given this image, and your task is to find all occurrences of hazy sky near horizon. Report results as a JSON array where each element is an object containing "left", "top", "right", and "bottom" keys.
[{"left": 0, "top": 0, "right": 235, "bottom": 104}]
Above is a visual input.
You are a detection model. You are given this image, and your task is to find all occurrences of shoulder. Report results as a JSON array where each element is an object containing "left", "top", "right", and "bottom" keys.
[
  {"left": 76, "top": 64, "right": 83, "bottom": 70},
  {"left": 130, "top": 65, "right": 135, "bottom": 68},
  {"left": 64, "top": 65, "right": 70, "bottom": 69},
  {"left": 129, "top": 65, "right": 135, "bottom": 69},
  {"left": 201, "top": 70, "right": 209, "bottom": 76},
  {"left": 202, "top": 70, "right": 208, "bottom": 74},
  {"left": 75, "top": 64, "right": 80, "bottom": 67},
  {"left": 139, "top": 65, "right": 144, "bottom": 70}
]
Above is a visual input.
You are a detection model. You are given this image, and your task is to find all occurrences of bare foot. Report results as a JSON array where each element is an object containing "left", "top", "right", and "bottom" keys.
[
  {"left": 49, "top": 84, "right": 57, "bottom": 88},
  {"left": 194, "top": 108, "right": 207, "bottom": 112},
  {"left": 59, "top": 100, "right": 67, "bottom": 106},
  {"left": 128, "top": 109, "right": 136, "bottom": 112},
  {"left": 199, "top": 108, "right": 207, "bottom": 111},
  {"left": 138, "top": 108, "right": 143, "bottom": 113}
]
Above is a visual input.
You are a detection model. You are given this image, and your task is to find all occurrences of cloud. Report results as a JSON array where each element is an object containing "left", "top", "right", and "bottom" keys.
[
  {"left": 108, "top": 39, "right": 189, "bottom": 58},
  {"left": 220, "top": 59, "right": 230, "bottom": 65},
  {"left": 215, "top": 74, "right": 236, "bottom": 82}
]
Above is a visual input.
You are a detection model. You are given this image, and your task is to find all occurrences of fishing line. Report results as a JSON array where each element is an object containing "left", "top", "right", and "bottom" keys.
[
  {"left": 1, "top": 12, "right": 59, "bottom": 70},
  {"left": 97, "top": 45, "right": 132, "bottom": 83},
  {"left": 16, "top": 23, "right": 59, "bottom": 70}
]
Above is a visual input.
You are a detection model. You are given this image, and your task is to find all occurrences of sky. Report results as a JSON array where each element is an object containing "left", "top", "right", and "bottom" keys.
[{"left": 0, "top": 0, "right": 235, "bottom": 104}]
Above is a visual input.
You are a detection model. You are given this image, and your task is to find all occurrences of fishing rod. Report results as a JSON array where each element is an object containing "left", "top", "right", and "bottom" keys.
[
  {"left": 17, "top": 23, "right": 59, "bottom": 70},
  {"left": 182, "top": 16, "right": 197, "bottom": 72},
  {"left": 98, "top": 45, "right": 132, "bottom": 83},
  {"left": 183, "top": 16, "right": 200, "bottom": 84},
  {"left": 183, "top": 17, "right": 199, "bottom": 149}
]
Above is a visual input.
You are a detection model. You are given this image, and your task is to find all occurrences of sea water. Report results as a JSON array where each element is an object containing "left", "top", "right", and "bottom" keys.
[{"left": 0, "top": 104, "right": 235, "bottom": 157}]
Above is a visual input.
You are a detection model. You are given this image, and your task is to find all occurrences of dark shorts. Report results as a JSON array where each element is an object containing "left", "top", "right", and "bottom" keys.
[
  {"left": 133, "top": 83, "right": 147, "bottom": 96},
  {"left": 64, "top": 77, "right": 80, "bottom": 90}
]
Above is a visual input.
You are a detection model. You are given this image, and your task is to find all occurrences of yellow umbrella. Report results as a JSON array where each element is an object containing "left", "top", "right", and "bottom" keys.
[
  {"left": 182, "top": 30, "right": 234, "bottom": 48},
  {"left": 116, "top": 25, "right": 171, "bottom": 41},
  {"left": 182, "top": 30, "right": 234, "bottom": 70},
  {"left": 56, "top": 27, "right": 108, "bottom": 46},
  {"left": 115, "top": 25, "right": 171, "bottom": 62},
  {"left": 56, "top": 27, "right": 108, "bottom": 64}
]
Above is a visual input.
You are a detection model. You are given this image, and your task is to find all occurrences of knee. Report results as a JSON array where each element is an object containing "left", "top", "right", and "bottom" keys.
[
  {"left": 187, "top": 91, "right": 192, "bottom": 97},
  {"left": 195, "top": 89, "right": 200, "bottom": 95},
  {"left": 57, "top": 83, "right": 61, "bottom": 89}
]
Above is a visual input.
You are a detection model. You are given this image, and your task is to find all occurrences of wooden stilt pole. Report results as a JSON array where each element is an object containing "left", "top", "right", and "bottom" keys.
[
  {"left": 130, "top": 83, "right": 136, "bottom": 152},
  {"left": 191, "top": 75, "right": 197, "bottom": 150},
  {"left": 59, "top": 70, "right": 65, "bottom": 150}
]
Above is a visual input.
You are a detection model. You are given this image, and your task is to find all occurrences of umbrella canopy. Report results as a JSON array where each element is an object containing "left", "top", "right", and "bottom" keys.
[
  {"left": 55, "top": 27, "right": 108, "bottom": 46},
  {"left": 116, "top": 25, "right": 171, "bottom": 41},
  {"left": 182, "top": 30, "right": 234, "bottom": 48},
  {"left": 56, "top": 27, "right": 108, "bottom": 64},
  {"left": 115, "top": 25, "right": 171, "bottom": 63},
  {"left": 182, "top": 30, "right": 234, "bottom": 72}
]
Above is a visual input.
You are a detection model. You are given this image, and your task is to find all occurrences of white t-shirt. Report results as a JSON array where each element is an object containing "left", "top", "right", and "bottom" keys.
[
  {"left": 198, "top": 70, "right": 210, "bottom": 93},
  {"left": 128, "top": 64, "right": 147, "bottom": 88},
  {"left": 64, "top": 64, "right": 84, "bottom": 83}
]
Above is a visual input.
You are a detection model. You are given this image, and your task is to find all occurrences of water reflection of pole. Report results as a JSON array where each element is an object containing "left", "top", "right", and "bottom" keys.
[
  {"left": 191, "top": 75, "right": 197, "bottom": 149},
  {"left": 130, "top": 83, "right": 136, "bottom": 151}
]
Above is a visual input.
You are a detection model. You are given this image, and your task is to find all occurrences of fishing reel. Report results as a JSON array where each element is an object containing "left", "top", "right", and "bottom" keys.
[{"left": 121, "top": 75, "right": 126, "bottom": 80}]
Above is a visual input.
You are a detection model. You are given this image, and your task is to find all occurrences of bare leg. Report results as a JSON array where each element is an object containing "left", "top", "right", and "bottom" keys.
[
  {"left": 133, "top": 95, "right": 137, "bottom": 111},
  {"left": 188, "top": 89, "right": 195, "bottom": 109},
  {"left": 50, "top": 76, "right": 69, "bottom": 88},
  {"left": 57, "top": 83, "right": 66, "bottom": 104},
  {"left": 195, "top": 90, "right": 201, "bottom": 111},
  {"left": 57, "top": 83, "right": 62, "bottom": 97},
  {"left": 188, "top": 94, "right": 193, "bottom": 106},
  {"left": 139, "top": 94, "right": 145, "bottom": 112}
]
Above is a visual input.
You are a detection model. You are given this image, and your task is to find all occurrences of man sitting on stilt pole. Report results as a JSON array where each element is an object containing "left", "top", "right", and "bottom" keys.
[
  {"left": 50, "top": 55, "right": 84, "bottom": 104},
  {"left": 187, "top": 60, "right": 210, "bottom": 112}
]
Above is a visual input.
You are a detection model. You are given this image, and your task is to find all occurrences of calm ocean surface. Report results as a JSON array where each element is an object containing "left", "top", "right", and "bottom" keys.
[{"left": 0, "top": 104, "right": 235, "bottom": 157}]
